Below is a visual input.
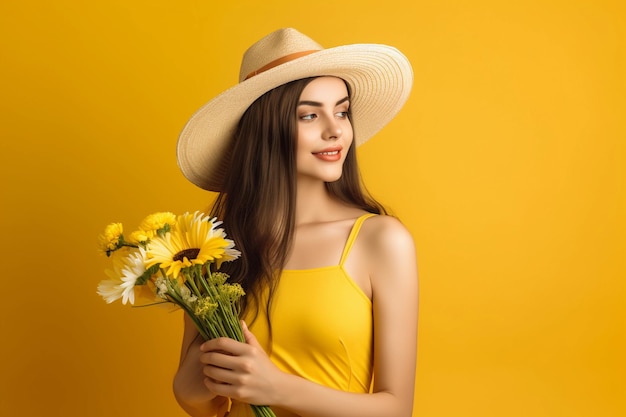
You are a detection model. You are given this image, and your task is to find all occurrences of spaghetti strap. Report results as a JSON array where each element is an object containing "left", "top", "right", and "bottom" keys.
[{"left": 339, "top": 213, "right": 377, "bottom": 265}]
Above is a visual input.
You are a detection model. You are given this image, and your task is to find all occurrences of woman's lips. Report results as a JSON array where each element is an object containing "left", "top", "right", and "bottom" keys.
[{"left": 312, "top": 147, "right": 342, "bottom": 162}]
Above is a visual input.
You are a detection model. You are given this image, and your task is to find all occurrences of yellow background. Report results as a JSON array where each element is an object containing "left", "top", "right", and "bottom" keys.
[{"left": 1, "top": 0, "right": 624, "bottom": 416}]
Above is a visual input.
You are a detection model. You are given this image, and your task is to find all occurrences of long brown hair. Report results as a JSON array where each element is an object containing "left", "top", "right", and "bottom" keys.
[{"left": 211, "top": 77, "right": 386, "bottom": 324}]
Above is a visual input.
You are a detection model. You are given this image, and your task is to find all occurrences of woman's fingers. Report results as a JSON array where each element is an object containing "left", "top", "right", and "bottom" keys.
[
  {"left": 201, "top": 351, "right": 244, "bottom": 373},
  {"left": 201, "top": 336, "right": 248, "bottom": 355},
  {"left": 196, "top": 331, "right": 280, "bottom": 404}
]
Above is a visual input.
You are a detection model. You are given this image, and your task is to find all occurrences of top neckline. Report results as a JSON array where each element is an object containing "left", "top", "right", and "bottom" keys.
[{"left": 282, "top": 213, "right": 376, "bottom": 273}]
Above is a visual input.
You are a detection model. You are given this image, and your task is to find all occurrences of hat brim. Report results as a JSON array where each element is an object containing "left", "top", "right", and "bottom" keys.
[{"left": 177, "top": 43, "right": 413, "bottom": 191}]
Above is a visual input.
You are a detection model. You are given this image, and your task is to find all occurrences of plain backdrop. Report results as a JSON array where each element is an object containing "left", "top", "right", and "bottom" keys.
[{"left": 1, "top": 0, "right": 624, "bottom": 416}]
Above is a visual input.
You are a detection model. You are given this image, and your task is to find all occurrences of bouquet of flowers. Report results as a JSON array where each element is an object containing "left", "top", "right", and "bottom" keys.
[{"left": 97, "top": 211, "right": 275, "bottom": 417}]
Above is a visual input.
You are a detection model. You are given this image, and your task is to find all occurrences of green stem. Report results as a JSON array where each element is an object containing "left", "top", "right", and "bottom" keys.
[
  {"left": 251, "top": 405, "right": 276, "bottom": 416},
  {"left": 185, "top": 270, "right": 202, "bottom": 298}
]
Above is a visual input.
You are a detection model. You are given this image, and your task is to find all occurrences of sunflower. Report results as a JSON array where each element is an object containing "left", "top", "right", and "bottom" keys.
[{"left": 145, "top": 211, "right": 240, "bottom": 279}]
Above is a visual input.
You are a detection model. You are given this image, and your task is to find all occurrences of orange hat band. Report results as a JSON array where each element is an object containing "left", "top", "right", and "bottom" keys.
[{"left": 244, "top": 50, "right": 319, "bottom": 80}]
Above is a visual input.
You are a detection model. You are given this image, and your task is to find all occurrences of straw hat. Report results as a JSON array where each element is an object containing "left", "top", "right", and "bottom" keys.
[{"left": 177, "top": 28, "right": 413, "bottom": 191}]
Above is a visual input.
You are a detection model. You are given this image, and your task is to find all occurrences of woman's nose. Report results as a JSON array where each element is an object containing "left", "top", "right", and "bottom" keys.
[{"left": 322, "top": 118, "right": 342, "bottom": 140}]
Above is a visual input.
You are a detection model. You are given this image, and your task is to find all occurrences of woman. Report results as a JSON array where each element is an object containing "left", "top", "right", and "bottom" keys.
[{"left": 173, "top": 28, "right": 418, "bottom": 417}]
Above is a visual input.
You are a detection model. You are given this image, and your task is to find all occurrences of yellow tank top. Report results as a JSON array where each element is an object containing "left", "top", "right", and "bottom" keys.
[{"left": 225, "top": 213, "right": 376, "bottom": 417}]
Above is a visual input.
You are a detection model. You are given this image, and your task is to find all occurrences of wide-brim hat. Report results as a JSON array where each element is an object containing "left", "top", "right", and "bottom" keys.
[{"left": 177, "top": 28, "right": 413, "bottom": 191}]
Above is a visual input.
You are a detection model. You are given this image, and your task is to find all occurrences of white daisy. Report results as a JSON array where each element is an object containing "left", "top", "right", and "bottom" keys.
[{"left": 97, "top": 249, "right": 147, "bottom": 305}]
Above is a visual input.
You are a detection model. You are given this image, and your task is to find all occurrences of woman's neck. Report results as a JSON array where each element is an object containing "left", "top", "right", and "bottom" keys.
[
  {"left": 294, "top": 179, "right": 336, "bottom": 225},
  {"left": 294, "top": 179, "right": 360, "bottom": 226}
]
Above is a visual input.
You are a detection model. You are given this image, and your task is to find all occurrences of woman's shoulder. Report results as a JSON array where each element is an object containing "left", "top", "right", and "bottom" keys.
[
  {"left": 358, "top": 214, "right": 417, "bottom": 273},
  {"left": 339, "top": 213, "right": 416, "bottom": 297},
  {"left": 361, "top": 214, "right": 414, "bottom": 248}
]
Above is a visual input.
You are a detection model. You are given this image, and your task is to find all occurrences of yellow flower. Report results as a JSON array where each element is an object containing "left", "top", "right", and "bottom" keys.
[
  {"left": 209, "top": 271, "right": 229, "bottom": 285},
  {"left": 194, "top": 296, "right": 218, "bottom": 320},
  {"left": 98, "top": 223, "right": 124, "bottom": 253},
  {"left": 145, "top": 211, "right": 240, "bottom": 279},
  {"left": 221, "top": 282, "right": 245, "bottom": 302},
  {"left": 138, "top": 212, "right": 177, "bottom": 239},
  {"left": 127, "top": 230, "right": 150, "bottom": 245}
]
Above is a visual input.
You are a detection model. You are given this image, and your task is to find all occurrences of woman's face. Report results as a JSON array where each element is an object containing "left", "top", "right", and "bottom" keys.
[{"left": 295, "top": 76, "right": 354, "bottom": 185}]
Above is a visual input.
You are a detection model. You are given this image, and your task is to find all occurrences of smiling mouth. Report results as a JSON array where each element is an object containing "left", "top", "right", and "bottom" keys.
[{"left": 312, "top": 148, "right": 342, "bottom": 162}]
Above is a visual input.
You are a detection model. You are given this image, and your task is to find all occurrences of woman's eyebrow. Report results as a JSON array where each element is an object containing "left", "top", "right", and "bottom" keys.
[{"left": 298, "top": 96, "right": 350, "bottom": 107}]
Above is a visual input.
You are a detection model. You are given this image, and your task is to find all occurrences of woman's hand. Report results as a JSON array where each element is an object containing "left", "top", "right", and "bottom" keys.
[{"left": 200, "top": 321, "right": 284, "bottom": 406}]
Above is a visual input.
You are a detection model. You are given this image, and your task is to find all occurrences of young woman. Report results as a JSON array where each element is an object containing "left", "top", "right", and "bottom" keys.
[{"left": 173, "top": 28, "right": 418, "bottom": 417}]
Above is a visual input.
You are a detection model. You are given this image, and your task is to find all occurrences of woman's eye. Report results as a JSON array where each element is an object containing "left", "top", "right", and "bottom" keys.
[
  {"left": 336, "top": 111, "right": 349, "bottom": 118},
  {"left": 300, "top": 113, "right": 317, "bottom": 120}
]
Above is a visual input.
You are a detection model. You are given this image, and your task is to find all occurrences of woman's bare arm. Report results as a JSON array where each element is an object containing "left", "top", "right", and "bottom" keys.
[{"left": 173, "top": 313, "right": 228, "bottom": 417}]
